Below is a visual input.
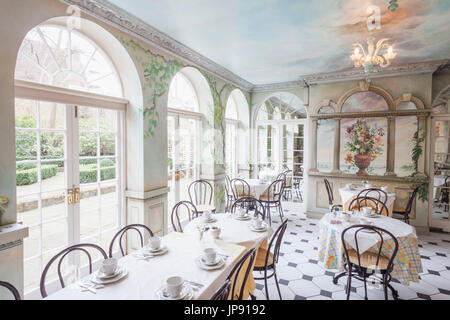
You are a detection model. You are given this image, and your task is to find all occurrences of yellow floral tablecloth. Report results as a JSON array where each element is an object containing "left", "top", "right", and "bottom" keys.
[{"left": 318, "top": 213, "right": 423, "bottom": 285}]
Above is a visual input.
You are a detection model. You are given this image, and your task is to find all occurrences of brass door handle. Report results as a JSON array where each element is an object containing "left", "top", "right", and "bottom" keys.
[{"left": 67, "top": 189, "right": 74, "bottom": 205}]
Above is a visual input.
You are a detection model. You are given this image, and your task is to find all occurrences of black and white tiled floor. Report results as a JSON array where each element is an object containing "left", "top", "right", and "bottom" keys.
[{"left": 252, "top": 209, "right": 450, "bottom": 300}]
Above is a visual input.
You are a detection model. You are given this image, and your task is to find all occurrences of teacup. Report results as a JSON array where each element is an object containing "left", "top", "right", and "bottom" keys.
[
  {"left": 203, "top": 247, "right": 217, "bottom": 264},
  {"left": 166, "top": 276, "right": 184, "bottom": 298},
  {"left": 210, "top": 226, "right": 221, "bottom": 239},
  {"left": 203, "top": 211, "right": 212, "bottom": 222},
  {"left": 237, "top": 209, "right": 246, "bottom": 218},
  {"left": 340, "top": 212, "right": 351, "bottom": 222},
  {"left": 361, "top": 206, "right": 372, "bottom": 216},
  {"left": 381, "top": 186, "right": 388, "bottom": 193},
  {"left": 101, "top": 258, "right": 118, "bottom": 276},
  {"left": 364, "top": 183, "right": 372, "bottom": 189},
  {"left": 346, "top": 184, "right": 352, "bottom": 189},
  {"left": 149, "top": 236, "right": 162, "bottom": 251},
  {"left": 253, "top": 218, "right": 263, "bottom": 229}
]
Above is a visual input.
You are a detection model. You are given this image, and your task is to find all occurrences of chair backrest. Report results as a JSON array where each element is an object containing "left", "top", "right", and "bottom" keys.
[
  {"left": 404, "top": 186, "right": 420, "bottom": 214},
  {"left": 0, "top": 281, "right": 21, "bottom": 300},
  {"left": 341, "top": 224, "right": 398, "bottom": 272},
  {"left": 188, "top": 179, "right": 213, "bottom": 205},
  {"left": 230, "top": 197, "right": 266, "bottom": 220},
  {"left": 276, "top": 172, "right": 286, "bottom": 182},
  {"left": 266, "top": 179, "right": 285, "bottom": 202},
  {"left": 108, "top": 224, "right": 154, "bottom": 257},
  {"left": 357, "top": 188, "right": 388, "bottom": 205},
  {"left": 226, "top": 248, "right": 256, "bottom": 300},
  {"left": 171, "top": 201, "right": 199, "bottom": 233},
  {"left": 324, "top": 178, "right": 334, "bottom": 205},
  {"left": 210, "top": 279, "right": 232, "bottom": 300},
  {"left": 262, "top": 219, "right": 288, "bottom": 267},
  {"left": 40, "top": 243, "right": 108, "bottom": 298},
  {"left": 348, "top": 196, "right": 390, "bottom": 216},
  {"left": 225, "top": 175, "right": 234, "bottom": 197},
  {"left": 231, "top": 178, "right": 251, "bottom": 199}
]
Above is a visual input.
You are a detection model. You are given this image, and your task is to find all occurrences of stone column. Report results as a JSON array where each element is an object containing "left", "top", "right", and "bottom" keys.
[
  {"left": 310, "top": 119, "right": 319, "bottom": 172},
  {"left": 384, "top": 116, "right": 396, "bottom": 176},
  {"left": 332, "top": 119, "right": 341, "bottom": 173}
]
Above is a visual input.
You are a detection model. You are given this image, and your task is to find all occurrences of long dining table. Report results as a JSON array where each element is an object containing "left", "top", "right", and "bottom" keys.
[{"left": 45, "top": 232, "right": 246, "bottom": 300}]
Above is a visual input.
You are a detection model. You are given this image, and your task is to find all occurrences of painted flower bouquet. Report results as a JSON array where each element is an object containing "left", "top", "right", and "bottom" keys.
[{"left": 344, "top": 119, "right": 384, "bottom": 175}]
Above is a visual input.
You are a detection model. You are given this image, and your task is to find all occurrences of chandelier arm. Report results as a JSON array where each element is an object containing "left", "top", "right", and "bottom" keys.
[
  {"left": 374, "top": 38, "right": 390, "bottom": 56},
  {"left": 353, "top": 43, "right": 366, "bottom": 57}
]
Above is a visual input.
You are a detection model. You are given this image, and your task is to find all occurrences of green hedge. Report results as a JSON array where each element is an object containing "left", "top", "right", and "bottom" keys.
[
  {"left": 80, "top": 165, "right": 116, "bottom": 183},
  {"left": 16, "top": 165, "right": 58, "bottom": 186}
]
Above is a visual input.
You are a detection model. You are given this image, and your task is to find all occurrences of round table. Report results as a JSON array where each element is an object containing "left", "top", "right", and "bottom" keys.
[
  {"left": 338, "top": 187, "right": 396, "bottom": 216},
  {"left": 318, "top": 212, "right": 422, "bottom": 287}
]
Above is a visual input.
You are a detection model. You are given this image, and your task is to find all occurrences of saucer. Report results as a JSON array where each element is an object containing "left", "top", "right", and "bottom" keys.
[
  {"left": 195, "top": 255, "right": 226, "bottom": 270},
  {"left": 142, "top": 245, "right": 168, "bottom": 256},
  {"left": 234, "top": 214, "right": 251, "bottom": 221},
  {"left": 249, "top": 224, "right": 267, "bottom": 232},
  {"left": 92, "top": 267, "right": 128, "bottom": 284},
  {"left": 156, "top": 284, "right": 193, "bottom": 300},
  {"left": 96, "top": 267, "right": 121, "bottom": 279},
  {"left": 201, "top": 217, "right": 217, "bottom": 224},
  {"left": 200, "top": 255, "right": 222, "bottom": 266}
]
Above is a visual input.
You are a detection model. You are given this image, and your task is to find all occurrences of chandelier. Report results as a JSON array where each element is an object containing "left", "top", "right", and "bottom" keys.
[{"left": 350, "top": 32, "right": 397, "bottom": 73}]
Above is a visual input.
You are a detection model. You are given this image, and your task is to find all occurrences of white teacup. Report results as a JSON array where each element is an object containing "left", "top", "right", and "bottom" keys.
[
  {"left": 237, "top": 208, "right": 246, "bottom": 218},
  {"left": 253, "top": 218, "right": 263, "bottom": 229},
  {"left": 381, "top": 186, "right": 388, "bottom": 193},
  {"left": 166, "top": 276, "right": 184, "bottom": 298},
  {"left": 203, "top": 247, "right": 217, "bottom": 264},
  {"left": 364, "top": 183, "right": 372, "bottom": 189},
  {"left": 101, "top": 258, "right": 118, "bottom": 276},
  {"left": 149, "top": 236, "right": 162, "bottom": 251},
  {"left": 346, "top": 184, "right": 352, "bottom": 189},
  {"left": 210, "top": 226, "right": 221, "bottom": 239},
  {"left": 361, "top": 206, "right": 372, "bottom": 216},
  {"left": 340, "top": 212, "right": 351, "bottom": 222},
  {"left": 203, "top": 211, "right": 212, "bottom": 222}
]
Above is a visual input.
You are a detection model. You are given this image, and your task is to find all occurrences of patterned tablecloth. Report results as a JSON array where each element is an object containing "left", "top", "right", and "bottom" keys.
[
  {"left": 318, "top": 213, "right": 423, "bottom": 286},
  {"left": 339, "top": 187, "right": 396, "bottom": 216}
]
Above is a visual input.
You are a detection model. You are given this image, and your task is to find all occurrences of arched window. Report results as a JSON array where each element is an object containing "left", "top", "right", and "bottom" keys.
[
  {"left": 15, "top": 24, "right": 126, "bottom": 296},
  {"left": 225, "top": 91, "right": 239, "bottom": 177},
  {"left": 255, "top": 93, "right": 307, "bottom": 192},
  {"left": 167, "top": 71, "right": 202, "bottom": 210}
]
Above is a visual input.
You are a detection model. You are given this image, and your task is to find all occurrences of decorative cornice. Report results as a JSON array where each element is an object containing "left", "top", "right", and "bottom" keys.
[
  {"left": 251, "top": 80, "right": 307, "bottom": 93},
  {"left": 59, "top": 0, "right": 254, "bottom": 91},
  {"left": 301, "top": 60, "right": 449, "bottom": 85}
]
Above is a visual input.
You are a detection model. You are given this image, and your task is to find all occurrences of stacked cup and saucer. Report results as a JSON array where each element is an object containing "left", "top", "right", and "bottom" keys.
[
  {"left": 234, "top": 208, "right": 251, "bottom": 221},
  {"left": 92, "top": 258, "right": 128, "bottom": 285},
  {"left": 156, "top": 276, "right": 193, "bottom": 300},
  {"left": 195, "top": 247, "right": 226, "bottom": 270},
  {"left": 249, "top": 217, "right": 267, "bottom": 232},
  {"left": 142, "top": 236, "right": 169, "bottom": 257},
  {"left": 201, "top": 211, "right": 217, "bottom": 224}
]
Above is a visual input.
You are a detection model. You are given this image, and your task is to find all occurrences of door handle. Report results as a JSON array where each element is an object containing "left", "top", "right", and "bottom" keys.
[
  {"left": 67, "top": 189, "right": 74, "bottom": 205},
  {"left": 74, "top": 187, "right": 80, "bottom": 204}
]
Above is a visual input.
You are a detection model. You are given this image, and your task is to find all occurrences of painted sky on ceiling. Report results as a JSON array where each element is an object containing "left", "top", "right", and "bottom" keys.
[{"left": 108, "top": 0, "right": 450, "bottom": 84}]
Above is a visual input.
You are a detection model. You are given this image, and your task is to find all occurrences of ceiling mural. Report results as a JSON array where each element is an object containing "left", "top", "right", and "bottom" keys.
[{"left": 108, "top": 0, "right": 450, "bottom": 84}]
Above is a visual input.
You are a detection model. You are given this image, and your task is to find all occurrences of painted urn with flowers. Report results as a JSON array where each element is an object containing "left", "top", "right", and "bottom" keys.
[{"left": 344, "top": 119, "right": 384, "bottom": 175}]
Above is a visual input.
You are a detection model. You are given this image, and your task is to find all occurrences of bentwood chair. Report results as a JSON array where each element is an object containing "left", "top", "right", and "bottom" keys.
[
  {"left": 341, "top": 225, "right": 399, "bottom": 300},
  {"left": 357, "top": 188, "right": 388, "bottom": 205},
  {"left": 348, "top": 196, "right": 390, "bottom": 216},
  {"left": 253, "top": 219, "right": 288, "bottom": 300},
  {"left": 393, "top": 186, "right": 419, "bottom": 224},
  {"left": 293, "top": 176, "right": 303, "bottom": 201},
  {"left": 188, "top": 179, "right": 215, "bottom": 214},
  {"left": 231, "top": 178, "right": 252, "bottom": 200},
  {"left": 40, "top": 243, "right": 108, "bottom": 298},
  {"left": 282, "top": 170, "right": 293, "bottom": 200},
  {"left": 259, "top": 179, "right": 285, "bottom": 226},
  {"left": 210, "top": 279, "right": 232, "bottom": 300},
  {"left": 225, "top": 175, "right": 235, "bottom": 212},
  {"left": 0, "top": 281, "right": 21, "bottom": 300},
  {"left": 226, "top": 248, "right": 257, "bottom": 300},
  {"left": 324, "top": 178, "right": 342, "bottom": 209},
  {"left": 108, "top": 224, "right": 154, "bottom": 257},
  {"left": 230, "top": 197, "right": 266, "bottom": 221},
  {"left": 171, "top": 201, "right": 199, "bottom": 232}
]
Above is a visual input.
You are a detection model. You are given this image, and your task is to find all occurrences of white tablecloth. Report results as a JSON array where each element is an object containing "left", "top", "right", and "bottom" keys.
[
  {"left": 184, "top": 213, "right": 274, "bottom": 250},
  {"left": 320, "top": 213, "right": 416, "bottom": 254},
  {"left": 244, "top": 179, "right": 271, "bottom": 199},
  {"left": 339, "top": 187, "right": 396, "bottom": 215},
  {"left": 45, "top": 232, "right": 245, "bottom": 300}
]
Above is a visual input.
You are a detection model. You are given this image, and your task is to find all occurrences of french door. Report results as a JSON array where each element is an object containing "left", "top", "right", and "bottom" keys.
[
  {"left": 167, "top": 112, "right": 200, "bottom": 211},
  {"left": 15, "top": 99, "right": 124, "bottom": 295},
  {"left": 430, "top": 116, "right": 450, "bottom": 232}
]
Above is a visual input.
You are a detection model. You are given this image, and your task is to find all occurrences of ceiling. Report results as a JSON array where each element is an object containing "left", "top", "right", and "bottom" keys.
[{"left": 107, "top": 0, "right": 450, "bottom": 85}]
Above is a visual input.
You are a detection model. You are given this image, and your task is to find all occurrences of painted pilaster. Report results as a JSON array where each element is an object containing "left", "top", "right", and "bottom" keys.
[
  {"left": 385, "top": 116, "right": 397, "bottom": 176},
  {"left": 310, "top": 119, "right": 319, "bottom": 172},
  {"left": 332, "top": 119, "right": 341, "bottom": 173}
]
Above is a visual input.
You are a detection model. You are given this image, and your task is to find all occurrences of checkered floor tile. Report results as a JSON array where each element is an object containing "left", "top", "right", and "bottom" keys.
[{"left": 252, "top": 208, "right": 450, "bottom": 300}]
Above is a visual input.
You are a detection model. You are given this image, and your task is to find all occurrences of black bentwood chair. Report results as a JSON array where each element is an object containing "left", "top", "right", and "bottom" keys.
[
  {"left": 171, "top": 201, "right": 199, "bottom": 232},
  {"left": 230, "top": 197, "right": 266, "bottom": 221},
  {"left": 40, "top": 243, "right": 108, "bottom": 298},
  {"left": 188, "top": 179, "right": 215, "bottom": 214},
  {"left": 108, "top": 224, "right": 154, "bottom": 257},
  {"left": 210, "top": 279, "right": 232, "bottom": 300},
  {"left": 259, "top": 179, "right": 285, "bottom": 226},
  {"left": 0, "top": 281, "right": 21, "bottom": 300},
  {"left": 226, "top": 248, "right": 257, "bottom": 300},
  {"left": 392, "top": 186, "right": 419, "bottom": 224},
  {"left": 253, "top": 219, "right": 288, "bottom": 300},
  {"left": 348, "top": 196, "right": 390, "bottom": 216},
  {"left": 356, "top": 188, "right": 388, "bottom": 205},
  {"left": 341, "top": 225, "right": 399, "bottom": 300},
  {"left": 324, "top": 178, "right": 342, "bottom": 209}
]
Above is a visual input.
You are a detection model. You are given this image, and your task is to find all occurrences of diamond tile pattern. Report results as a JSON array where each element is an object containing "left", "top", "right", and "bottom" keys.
[{"left": 252, "top": 209, "right": 450, "bottom": 300}]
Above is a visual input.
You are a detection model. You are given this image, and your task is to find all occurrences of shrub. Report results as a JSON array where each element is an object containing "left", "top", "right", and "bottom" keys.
[
  {"left": 100, "top": 159, "right": 115, "bottom": 168},
  {"left": 79, "top": 164, "right": 116, "bottom": 183},
  {"left": 16, "top": 165, "right": 58, "bottom": 186}
]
